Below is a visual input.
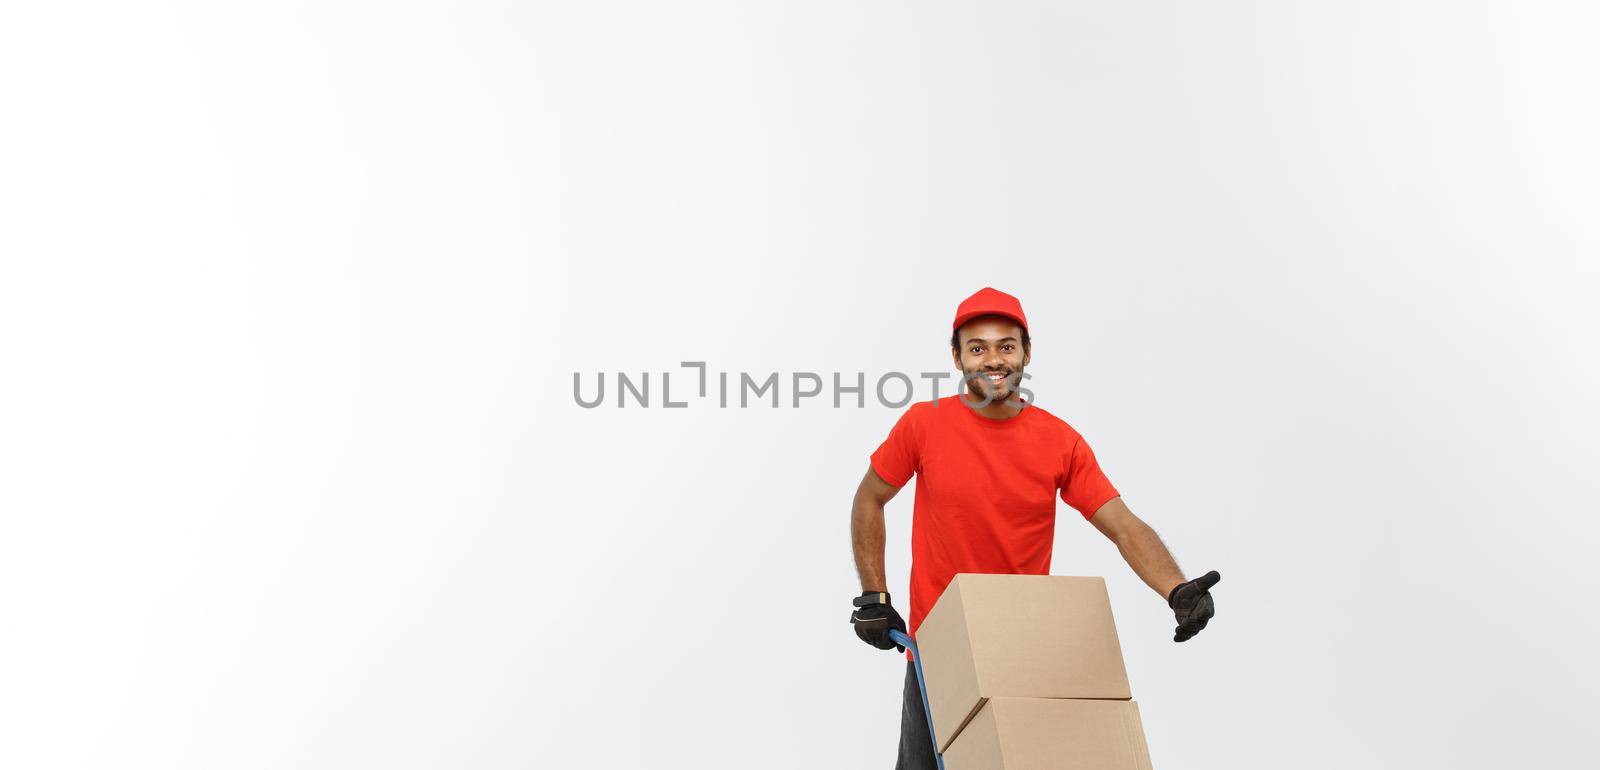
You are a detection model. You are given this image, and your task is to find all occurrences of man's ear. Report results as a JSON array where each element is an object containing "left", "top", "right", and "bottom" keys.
[
  {"left": 951, "top": 347, "right": 962, "bottom": 370},
  {"left": 1022, "top": 346, "right": 1031, "bottom": 367}
]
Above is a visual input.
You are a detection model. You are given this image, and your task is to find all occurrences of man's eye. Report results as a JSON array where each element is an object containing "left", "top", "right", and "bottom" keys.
[
  {"left": 969, "top": 347, "right": 982, "bottom": 354},
  {"left": 1002, "top": 345, "right": 1014, "bottom": 352}
]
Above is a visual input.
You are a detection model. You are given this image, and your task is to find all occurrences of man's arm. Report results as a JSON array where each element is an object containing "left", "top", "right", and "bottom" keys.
[
  {"left": 1088, "top": 497, "right": 1186, "bottom": 598},
  {"left": 1089, "top": 496, "right": 1222, "bottom": 642},
  {"left": 850, "top": 466, "right": 902, "bottom": 593},
  {"left": 848, "top": 466, "right": 908, "bottom": 652}
]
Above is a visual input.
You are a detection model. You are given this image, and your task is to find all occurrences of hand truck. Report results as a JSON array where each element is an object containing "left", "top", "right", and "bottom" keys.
[{"left": 889, "top": 629, "right": 946, "bottom": 770}]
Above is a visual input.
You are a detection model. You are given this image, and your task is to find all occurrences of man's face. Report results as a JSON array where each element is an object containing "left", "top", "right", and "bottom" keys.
[{"left": 952, "top": 316, "right": 1030, "bottom": 402}]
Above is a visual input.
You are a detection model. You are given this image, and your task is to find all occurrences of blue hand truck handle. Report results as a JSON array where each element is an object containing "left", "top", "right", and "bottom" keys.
[{"left": 888, "top": 629, "right": 946, "bottom": 770}]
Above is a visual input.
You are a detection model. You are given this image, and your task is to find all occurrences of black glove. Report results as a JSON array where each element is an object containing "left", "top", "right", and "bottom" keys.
[
  {"left": 849, "top": 591, "right": 906, "bottom": 652},
  {"left": 1167, "top": 570, "right": 1221, "bottom": 643}
]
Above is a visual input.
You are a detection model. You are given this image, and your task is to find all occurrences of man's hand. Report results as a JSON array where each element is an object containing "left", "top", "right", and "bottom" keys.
[
  {"left": 1167, "top": 570, "right": 1221, "bottom": 642},
  {"left": 850, "top": 591, "right": 907, "bottom": 652}
]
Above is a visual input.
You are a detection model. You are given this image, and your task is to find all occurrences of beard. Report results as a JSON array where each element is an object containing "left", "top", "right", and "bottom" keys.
[{"left": 964, "top": 365, "right": 1023, "bottom": 404}]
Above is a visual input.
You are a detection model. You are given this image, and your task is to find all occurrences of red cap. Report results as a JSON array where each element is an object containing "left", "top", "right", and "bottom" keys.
[{"left": 952, "top": 287, "right": 1028, "bottom": 332}]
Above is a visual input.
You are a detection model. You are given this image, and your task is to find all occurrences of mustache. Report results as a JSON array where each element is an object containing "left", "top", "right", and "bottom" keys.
[{"left": 963, "top": 368, "right": 1019, "bottom": 383}]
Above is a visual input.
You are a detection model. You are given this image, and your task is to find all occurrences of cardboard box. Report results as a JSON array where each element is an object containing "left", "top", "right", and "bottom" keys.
[
  {"left": 917, "top": 574, "right": 1131, "bottom": 751},
  {"left": 942, "top": 697, "right": 1153, "bottom": 770}
]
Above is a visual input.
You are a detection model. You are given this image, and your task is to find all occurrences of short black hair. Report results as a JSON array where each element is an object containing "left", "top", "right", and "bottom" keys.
[{"left": 951, "top": 325, "right": 1031, "bottom": 350}]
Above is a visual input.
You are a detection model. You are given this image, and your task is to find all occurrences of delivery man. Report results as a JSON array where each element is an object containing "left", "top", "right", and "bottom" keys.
[{"left": 849, "top": 287, "right": 1221, "bottom": 769}]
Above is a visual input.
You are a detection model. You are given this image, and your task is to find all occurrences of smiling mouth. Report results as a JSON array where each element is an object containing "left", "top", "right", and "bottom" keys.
[{"left": 981, "top": 371, "right": 1010, "bottom": 385}]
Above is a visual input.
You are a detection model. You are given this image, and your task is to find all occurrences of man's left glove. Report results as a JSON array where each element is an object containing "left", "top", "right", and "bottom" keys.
[
  {"left": 1167, "top": 570, "right": 1221, "bottom": 643},
  {"left": 850, "top": 591, "right": 906, "bottom": 652}
]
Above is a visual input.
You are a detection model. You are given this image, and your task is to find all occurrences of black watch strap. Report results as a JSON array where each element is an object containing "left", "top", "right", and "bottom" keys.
[{"left": 853, "top": 591, "right": 890, "bottom": 608}]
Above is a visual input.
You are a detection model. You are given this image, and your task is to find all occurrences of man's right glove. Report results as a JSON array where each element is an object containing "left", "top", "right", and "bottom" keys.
[
  {"left": 1167, "top": 570, "right": 1221, "bottom": 643},
  {"left": 850, "top": 591, "right": 906, "bottom": 652}
]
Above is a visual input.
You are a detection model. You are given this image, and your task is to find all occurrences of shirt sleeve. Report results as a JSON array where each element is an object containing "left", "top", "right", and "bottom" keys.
[
  {"left": 1060, "top": 435, "right": 1119, "bottom": 519},
  {"left": 869, "top": 405, "right": 922, "bottom": 488}
]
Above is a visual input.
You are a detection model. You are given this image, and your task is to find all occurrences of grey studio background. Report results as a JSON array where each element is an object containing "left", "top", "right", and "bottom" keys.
[{"left": 2, "top": 2, "right": 1598, "bottom": 769}]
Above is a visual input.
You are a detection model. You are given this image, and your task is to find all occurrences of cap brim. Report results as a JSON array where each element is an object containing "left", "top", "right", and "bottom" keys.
[{"left": 952, "top": 310, "right": 1027, "bottom": 332}]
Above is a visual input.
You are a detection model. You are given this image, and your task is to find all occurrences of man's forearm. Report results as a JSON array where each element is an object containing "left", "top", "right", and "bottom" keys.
[
  {"left": 1111, "top": 519, "right": 1187, "bottom": 598},
  {"left": 851, "top": 499, "right": 888, "bottom": 593}
]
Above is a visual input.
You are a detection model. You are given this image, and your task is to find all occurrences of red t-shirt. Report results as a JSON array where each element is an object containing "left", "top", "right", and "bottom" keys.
[{"left": 869, "top": 396, "right": 1120, "bottom": 639}]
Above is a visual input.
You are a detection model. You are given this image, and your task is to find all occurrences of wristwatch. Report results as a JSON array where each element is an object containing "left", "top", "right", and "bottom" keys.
[{"left": 853, "top": 591, "right": 891, "bottom": 607}]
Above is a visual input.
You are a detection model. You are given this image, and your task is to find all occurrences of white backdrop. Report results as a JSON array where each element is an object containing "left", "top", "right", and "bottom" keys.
[{"left": 4, "top": 2, "right": 1599, "bottom": 768}]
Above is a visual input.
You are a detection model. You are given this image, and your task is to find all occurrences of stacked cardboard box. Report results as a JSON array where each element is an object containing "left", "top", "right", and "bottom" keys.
[{"left": 916, "top": 574, "right": 1153, "bottom": 769}]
